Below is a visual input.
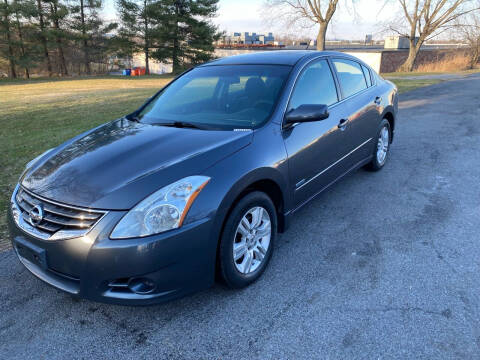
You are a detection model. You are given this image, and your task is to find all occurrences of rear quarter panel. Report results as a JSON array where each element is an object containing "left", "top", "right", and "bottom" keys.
[{"left": 380, "top": 79, "right": 398, "bottom": 139}]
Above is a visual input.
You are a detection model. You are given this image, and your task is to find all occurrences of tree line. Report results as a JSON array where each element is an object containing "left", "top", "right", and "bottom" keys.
[{"left": 0, "top": 0, "right": 219, "bottom": 78}]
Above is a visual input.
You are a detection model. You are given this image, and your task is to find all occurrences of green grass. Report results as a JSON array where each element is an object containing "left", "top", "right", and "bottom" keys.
[
  {"left": 382, "top": 68, "right": 480, "bottom": 93},
  {"left": 0, "top": 75, "right": 173, "bottom": 249},
  {"left": 382, "top": 71, "right": 447, "bottom": 78},
  {"left": 381, "top": 68, "right": 480, "bottom": 78},
  {"left": 0, "top": 73, "right": 174, "bottom": 83},
  {"left": 387, "top": 78, "right": 444, "bottom": 93}
]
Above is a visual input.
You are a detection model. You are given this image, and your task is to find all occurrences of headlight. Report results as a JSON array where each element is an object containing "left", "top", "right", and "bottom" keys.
[{"left": 110, "top": 176, "right": 210, "bottom": 239}]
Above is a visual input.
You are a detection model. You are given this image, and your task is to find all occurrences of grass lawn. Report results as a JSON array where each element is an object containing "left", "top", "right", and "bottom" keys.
[
  {"left": 0, "top": 75, "right": 173, "bottom": 250},
  {"left": 0, "top": 73, "right": 453, "bottom": 249},
  {"left": 381, "top": 68, "right": 480, "bottom": 78},
  {"left": 382, "top": 68, "right": 480, "bottom": 93},
  {"left": 387, "top": 78, "right": 443, "bottom": 93}
]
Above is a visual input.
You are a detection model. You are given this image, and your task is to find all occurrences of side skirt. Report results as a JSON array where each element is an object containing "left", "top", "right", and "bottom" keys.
[{"left": 281, "top": 155, "right": 373, "bottom": 232}]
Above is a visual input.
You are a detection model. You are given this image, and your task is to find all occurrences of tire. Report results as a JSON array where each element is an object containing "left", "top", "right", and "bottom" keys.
[
  {"left": 219, "top": 191, "right": 277, "bottom": 288},
  {"left": 365, "top": 119, "right": 391, "bottom": 172}
]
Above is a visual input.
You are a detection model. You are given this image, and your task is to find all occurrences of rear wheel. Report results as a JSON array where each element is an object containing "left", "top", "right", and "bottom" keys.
[
  {"left": 365, "top": 119, "right": 391, "bottom": 171},
  {"left": 219, "top": 191, "right": 277, "bottom": 288}
]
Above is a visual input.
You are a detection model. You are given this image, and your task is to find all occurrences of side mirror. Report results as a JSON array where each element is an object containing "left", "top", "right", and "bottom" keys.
[{"left": 284, "top": 104, "right": 329, "bottom": 126}]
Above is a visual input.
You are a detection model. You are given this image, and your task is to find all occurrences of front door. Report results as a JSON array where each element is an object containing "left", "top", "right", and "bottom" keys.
[{"left": 282, "top": 58, "right": 352, "bottom": 208}]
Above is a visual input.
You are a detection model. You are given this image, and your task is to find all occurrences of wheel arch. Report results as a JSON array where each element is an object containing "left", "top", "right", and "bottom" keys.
[
  {"left": 212, "top": 168, "right": 290, "bottom": 279},
  {"left": 216, "top": 168, "right": 289, "bottom": 235},
  {"left": 234, "top": 179, "right": 286, "bottom": 232},
  {"left": 382, "top": 107, "right": 395, "bottom": 142}
]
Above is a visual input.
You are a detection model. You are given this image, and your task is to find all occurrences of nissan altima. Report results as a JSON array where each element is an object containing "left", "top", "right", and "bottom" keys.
[{"left": 8, "top": 51, "right": 398, "bottom": 304}]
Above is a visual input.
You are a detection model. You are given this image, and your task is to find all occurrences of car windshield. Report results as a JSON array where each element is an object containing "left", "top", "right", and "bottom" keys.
[{"left": 137, "top": 65, "right": 292, "bottom": 130}]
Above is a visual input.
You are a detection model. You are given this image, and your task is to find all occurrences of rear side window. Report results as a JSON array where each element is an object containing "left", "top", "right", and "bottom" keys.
[
  {"left": 288, "top": 59, "right": 338, "bottom": 110},
  {"left": 361, "top": 65, "right": 372, "bottom": 87},
  {"left": 333, "top": 59, "right": 367, "bottom": 98}
]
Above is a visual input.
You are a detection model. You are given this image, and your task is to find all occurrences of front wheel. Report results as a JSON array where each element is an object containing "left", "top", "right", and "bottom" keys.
[
  {"left": 365, "top": 119, "right": 391, "bottom": 171},
  {"left": 219, "top": 191, "right": 277, "bottom": 288}
]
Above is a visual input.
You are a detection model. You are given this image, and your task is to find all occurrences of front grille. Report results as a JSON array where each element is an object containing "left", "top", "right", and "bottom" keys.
[{"left": 14, "top": 187, "right": 105, "bottom": 240}]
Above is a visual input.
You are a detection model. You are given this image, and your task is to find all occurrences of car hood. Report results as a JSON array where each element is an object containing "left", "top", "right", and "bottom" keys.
[{"left": 21, "top": 119, "right": 252, "bottom": 209}]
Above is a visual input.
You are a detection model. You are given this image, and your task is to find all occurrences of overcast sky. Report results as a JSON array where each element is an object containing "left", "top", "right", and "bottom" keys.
[{"left": 103, "top": 0, "right": 399, "bottom": 40}]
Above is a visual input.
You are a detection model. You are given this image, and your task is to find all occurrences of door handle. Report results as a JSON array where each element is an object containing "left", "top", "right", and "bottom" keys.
[
  {"left": 338, "top": 118, "right": 348, "bottom": 130},
  {"left": 374, "top": 96, "right": 382, "bottom": 105}
]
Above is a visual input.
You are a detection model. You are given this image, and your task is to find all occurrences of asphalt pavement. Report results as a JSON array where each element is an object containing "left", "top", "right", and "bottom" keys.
[{"left": 1, "top": 74, "right": 480, "bottom": 359}]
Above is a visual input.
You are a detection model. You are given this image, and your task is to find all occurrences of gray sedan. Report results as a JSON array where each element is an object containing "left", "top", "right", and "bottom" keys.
[{"left": 8, "top": 50, "right": 398, "bottom": 304}]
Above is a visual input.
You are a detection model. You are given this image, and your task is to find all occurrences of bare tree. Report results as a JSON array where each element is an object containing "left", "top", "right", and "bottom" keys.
[
  {"left": 456, "top": 12, "right": 480, "bottom": 68},
  {"left": 392, "top": 0, "right": 479, "bottom": 71},
  {"left": 264, "top": 0, "right": 340, "bottom": 50}
]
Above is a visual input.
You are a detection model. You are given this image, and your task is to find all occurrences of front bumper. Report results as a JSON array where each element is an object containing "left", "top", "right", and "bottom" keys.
[{"left": 7, "top": 188, "right": 217, "bottom": 305}]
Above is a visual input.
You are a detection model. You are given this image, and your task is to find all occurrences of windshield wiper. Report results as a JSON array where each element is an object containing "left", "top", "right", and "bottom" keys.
[{"left": 157, "top": 121, "right": 204, "bottom": 129}]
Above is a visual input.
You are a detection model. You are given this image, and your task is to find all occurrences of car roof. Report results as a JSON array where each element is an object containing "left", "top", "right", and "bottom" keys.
[{"left": 201, "top": 50, "right": 357, "bottom": 67}]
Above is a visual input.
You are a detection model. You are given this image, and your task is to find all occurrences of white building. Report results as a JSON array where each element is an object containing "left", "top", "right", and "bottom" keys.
[
  {"left": 132, "top": 53, "right": 172, "bottom": 74},
  {"left": 384, "top": 36, "right": 415, "bottom": 49}
]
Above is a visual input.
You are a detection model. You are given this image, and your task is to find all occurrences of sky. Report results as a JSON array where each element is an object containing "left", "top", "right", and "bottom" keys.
[{"left": 103, "top": 0, "right": 399, "bottom": 41}]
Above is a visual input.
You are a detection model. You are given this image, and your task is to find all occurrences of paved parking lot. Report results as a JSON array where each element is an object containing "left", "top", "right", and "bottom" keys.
[{"left": 1, "top": 74, "right": 480, "bottom": 359}]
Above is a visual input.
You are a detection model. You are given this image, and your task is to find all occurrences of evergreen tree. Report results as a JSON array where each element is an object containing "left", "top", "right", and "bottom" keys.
[
  {"left": 46, "top": 0, "right": 68, "bottom": 75},
  {"left": 154, "top": 0, "right": 219, "bottom": 73},
  {"left": 1, "top": 0, "right": 220, "bottom": 77},
  {"left": 116, "top": 0, "right": 159, "bottom": 74},
  {"left": 35, "top": 0, "right": 53, "bottom": 76},
  {"left": 88, "top": 19, "right": 117, "bottom": 72},
  {"left": 0, "top": 0, "right": 17, "bottom": 77},
  {"left": 70, "top": 0, "right": 103, "bottom": 74},
  {"left": 13, "top": 0, "right": 32, "bottom": 77},
  {"left": 0, "top": 0, "right": 43, "bottom": 78},
  {"left": 14, "top": 0, "right": 44, "bottom": 77}
]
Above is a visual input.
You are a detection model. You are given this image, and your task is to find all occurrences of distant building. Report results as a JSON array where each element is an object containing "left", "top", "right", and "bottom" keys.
[
  {"left": 131, "top": 53, "right": 172, "bottom": 74},
  {"left": 217, "top": 32, "right": 276, "bottom": 46},
  {"left": 384, "top": 36, "right": 417, "bottom": 49},
  {"left": 365, "top": 34, "right": 373, "bottom": 45}
]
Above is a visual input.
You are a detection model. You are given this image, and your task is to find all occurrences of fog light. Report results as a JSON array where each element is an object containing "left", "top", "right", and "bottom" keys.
[{"left": 127, "top": 277, "right": 156, "bottom": 294}]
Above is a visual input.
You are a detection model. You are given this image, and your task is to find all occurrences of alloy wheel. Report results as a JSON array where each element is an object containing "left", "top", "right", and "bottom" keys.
[
  {"left": 233, "top": 206, "right": 271, "bottom": 274},
  {"left": 376, "top": 126, "right": 389, "bottom": 165}
]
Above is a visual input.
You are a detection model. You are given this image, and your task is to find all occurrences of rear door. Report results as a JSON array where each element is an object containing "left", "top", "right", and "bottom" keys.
[
  {"left": 331, "top": 58, "right": 380, "bottom": 165},
  {"left": 282, "top": 58, "right": 352, "bottom": 208}
]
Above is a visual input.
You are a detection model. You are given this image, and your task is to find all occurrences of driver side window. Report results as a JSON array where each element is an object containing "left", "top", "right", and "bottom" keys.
[{"left": 288, "top": 59, "right": 338, "bottom": 111}]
